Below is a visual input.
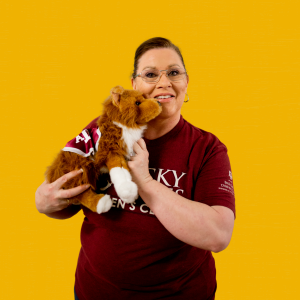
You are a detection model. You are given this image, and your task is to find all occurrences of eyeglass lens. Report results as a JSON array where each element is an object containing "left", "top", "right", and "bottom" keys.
[{"left": 141, "top": 68, "right": 186, "bottom": 82}]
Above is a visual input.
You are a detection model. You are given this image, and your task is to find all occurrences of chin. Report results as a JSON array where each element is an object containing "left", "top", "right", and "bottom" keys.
[{"left": 159, "top": 107, "right": 181, "bottom": 120}]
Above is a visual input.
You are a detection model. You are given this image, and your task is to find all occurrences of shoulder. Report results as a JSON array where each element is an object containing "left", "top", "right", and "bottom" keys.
[{"left": 182, "top": 118, "right": 227, "bottom": 152}]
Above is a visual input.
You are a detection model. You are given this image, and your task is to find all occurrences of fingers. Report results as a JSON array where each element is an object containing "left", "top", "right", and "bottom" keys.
[
  {"left": 57, "top": 183, "right": 90, "bottom": 200},
  {"left": 137, "top": 138, "right": 147, "bottom": 150},
  {"left": 36, "top": 170, "right": 89, "bottom": 214},
  {"left": 127, "top": 139, "right": 151, "bottom": 188},
  {"left": 132, "top": 138, "right": 147, "bottom": 155},
  {"left": 55, "top": 169, "right": 83, "bottom": 189}
]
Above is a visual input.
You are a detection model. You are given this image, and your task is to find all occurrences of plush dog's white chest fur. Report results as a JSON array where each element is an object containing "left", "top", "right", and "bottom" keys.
[{"left": 113, "top": 122, "right": 147, "bottom": 158}]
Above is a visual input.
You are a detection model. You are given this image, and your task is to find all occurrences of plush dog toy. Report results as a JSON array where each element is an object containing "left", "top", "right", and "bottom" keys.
[{"left": 45, "top": 86, "right": 162, "bottom": 213}]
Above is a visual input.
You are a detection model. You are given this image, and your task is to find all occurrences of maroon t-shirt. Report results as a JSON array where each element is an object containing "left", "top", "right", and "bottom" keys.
[{"left": 74, "top": 116, "right": 235, "bottom": 300}]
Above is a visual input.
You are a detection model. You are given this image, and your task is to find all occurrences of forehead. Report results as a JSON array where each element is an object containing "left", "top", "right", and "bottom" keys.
[{"left": 137, "top": 48, "right": 184, "bottom": 71}]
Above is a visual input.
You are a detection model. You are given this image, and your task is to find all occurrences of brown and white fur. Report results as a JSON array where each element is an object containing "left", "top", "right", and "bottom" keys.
[{"left": 45, "top": 86, "right": 162, "bottom": 214}]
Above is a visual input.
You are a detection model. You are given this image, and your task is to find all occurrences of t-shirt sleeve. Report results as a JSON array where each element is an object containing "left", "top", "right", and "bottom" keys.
[{"left": 193, "top": 144, "right": 236, "bottom": 217}]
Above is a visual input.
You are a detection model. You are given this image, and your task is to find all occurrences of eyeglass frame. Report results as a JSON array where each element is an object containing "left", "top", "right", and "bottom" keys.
[{"left": 133, "top": 68, "right": 188, "bottom": 83}]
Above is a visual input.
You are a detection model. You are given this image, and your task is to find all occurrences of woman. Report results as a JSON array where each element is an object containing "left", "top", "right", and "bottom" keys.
[{"left": 35, "top": 37, "right": 235, "bottom": 300}]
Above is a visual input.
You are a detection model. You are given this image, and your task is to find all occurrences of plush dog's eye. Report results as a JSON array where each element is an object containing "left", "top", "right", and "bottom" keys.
[{"left": 135, "top": 101, "right": 141, "bottom": 106}]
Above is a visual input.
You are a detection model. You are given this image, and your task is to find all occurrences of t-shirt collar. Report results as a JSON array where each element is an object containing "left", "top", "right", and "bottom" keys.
[{"left": 144, "top": 115, "right": 185, "bottom": 147}]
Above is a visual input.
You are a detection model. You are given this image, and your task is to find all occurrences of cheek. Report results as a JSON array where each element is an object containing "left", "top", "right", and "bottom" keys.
[
  {"left": 175, "top": 83, "right": 188, "bottom": 97},
  {"left": 136, "top": 82, "right": 154, "bottom": 96}
]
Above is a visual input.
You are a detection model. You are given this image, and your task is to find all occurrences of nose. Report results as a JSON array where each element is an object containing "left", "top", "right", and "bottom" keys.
[{"left": 157, "top": 71, "right": 172, "bottom": 87}]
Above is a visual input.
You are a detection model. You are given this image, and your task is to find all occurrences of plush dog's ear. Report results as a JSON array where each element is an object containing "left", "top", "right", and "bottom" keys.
[{"left": 111, "top": 85, "right": 124, "bottom": 107}]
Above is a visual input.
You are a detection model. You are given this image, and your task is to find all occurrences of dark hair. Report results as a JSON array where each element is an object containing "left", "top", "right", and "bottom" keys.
[{"left": 132, "top": 37, "right": 186, "bottom": 78}]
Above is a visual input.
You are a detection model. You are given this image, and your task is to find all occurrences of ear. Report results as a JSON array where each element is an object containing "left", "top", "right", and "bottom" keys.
[
  {"left": 111, "top": 92, "right": 120, "bottom": 107},
  {"left": 110, "top": 86, "right": 124, "bottom": 107},
  {"left": 131, "top": 78, "right": 137, "bottom": 90}
]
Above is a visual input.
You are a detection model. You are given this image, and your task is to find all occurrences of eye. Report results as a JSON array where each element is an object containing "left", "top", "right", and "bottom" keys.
[
  {"left": 135, "top": 101, "right": 141, "bottom": 106},
  {"left": 168, "top": 69, "right": 180, "bottom": 76},
  {"left": 145, "top": 72, "right": 157, "bottom": 78}
]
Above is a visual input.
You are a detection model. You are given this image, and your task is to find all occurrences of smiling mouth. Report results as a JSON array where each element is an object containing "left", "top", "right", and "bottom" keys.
[
  {"left": 154, "top": 95, "right": 175, "bottom": 103},
  {"left": 155, "top": 95, "right": 174, "bottom": 99}
]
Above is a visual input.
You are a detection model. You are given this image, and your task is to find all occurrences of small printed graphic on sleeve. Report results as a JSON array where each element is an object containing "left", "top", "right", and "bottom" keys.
[
  {"left": 218, "top": 170, "right": 235, "bottom": 195},
  {"left": 62, "top": 127, "right": 101, "bottom": 158}
]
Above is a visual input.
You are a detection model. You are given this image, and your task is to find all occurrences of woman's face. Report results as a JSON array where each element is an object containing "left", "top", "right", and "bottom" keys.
[{"left": 131, "top": 48, "right": 189, "bottom": 120}]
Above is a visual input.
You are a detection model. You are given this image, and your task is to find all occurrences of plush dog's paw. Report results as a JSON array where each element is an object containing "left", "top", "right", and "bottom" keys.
[
  {"left": 116, "top": 181, "right": 138, "bottom": 204},
  {"left": 96, "top": 195, "right": 112, "bottom": 214},
  {"left": 122, "top": 167, "right": 132, "bottom": 181},
  {"left": 110, "top": 167, "right": 139, "bottom": 203}
]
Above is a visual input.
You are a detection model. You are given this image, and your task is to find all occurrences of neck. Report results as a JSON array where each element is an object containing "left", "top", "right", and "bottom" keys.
[{"left": 144, "top": 114, "right": 181, "bottom": 140}]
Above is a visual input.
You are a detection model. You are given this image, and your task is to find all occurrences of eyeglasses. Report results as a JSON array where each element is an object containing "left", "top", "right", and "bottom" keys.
[{"left": 134, "top": 68, "right": 187, "bottom": 83}]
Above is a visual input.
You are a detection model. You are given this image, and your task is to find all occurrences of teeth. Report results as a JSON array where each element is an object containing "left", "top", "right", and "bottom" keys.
[{"left": 156, "top": 95, "right": 172, "bottom": 99}]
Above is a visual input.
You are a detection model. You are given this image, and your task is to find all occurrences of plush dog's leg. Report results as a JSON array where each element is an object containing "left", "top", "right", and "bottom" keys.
[
  {"left": 76, "top": 189, "right": 112, "bottom": 214},
  {"left": 106, "top": 155, "right": 138, "bottom": 203},
  {"left": 46, "top": 151, "right": 112, "bottom": 214}
]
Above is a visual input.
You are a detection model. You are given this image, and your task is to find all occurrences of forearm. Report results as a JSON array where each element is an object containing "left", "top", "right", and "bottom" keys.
[
  {"left": 139, "top": 179, "right": 231, "bottom": 252},
  {"left": 43, "top": 205, "right": 82, "bottom": 220}
]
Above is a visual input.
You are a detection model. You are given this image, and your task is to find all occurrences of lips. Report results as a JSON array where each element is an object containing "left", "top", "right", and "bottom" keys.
[
  {"left": 154, "top": 93, "right": 175, "bottom": 103},
  {"left": 154, "top": 93, "right": 175, "bottom": 99}
]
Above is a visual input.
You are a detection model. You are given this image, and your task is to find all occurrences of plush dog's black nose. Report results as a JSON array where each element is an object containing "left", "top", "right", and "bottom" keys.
[{"left": 157, "top": 101, "right": 161, "bottom": 106}]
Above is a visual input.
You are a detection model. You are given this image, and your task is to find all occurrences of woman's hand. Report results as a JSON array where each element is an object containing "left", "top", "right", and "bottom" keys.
[
  {"left": 35, "top": 169, "right": 90, "bottom": 215},
  {"left": 127, "top": 139, "right": 154, "bottom": 189}
]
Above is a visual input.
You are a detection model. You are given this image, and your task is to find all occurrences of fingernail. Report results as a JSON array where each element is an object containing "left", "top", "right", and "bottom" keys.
[
  {"left": 79, "top": 168, "right": 83, "bottom": 173},
  {"left": 85, "top": 184, "right": 90, "bottom": 188}
]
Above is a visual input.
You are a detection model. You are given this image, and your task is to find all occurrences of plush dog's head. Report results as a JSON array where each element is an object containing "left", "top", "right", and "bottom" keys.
[{"left": 103, "top": 86, "right": 162, "bottom": 128}]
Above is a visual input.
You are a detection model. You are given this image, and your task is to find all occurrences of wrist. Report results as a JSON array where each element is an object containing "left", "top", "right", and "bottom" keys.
[
  {"left": 137, "top": 175, "right": 155, "bottom": 193},
  {"left": 44, "top": 205, "right": 81, "bottom": 219}
]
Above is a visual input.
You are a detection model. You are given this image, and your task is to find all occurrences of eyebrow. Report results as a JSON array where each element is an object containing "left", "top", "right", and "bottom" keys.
[{"left": 142, "top": 64, "right": 181, "bottom": 70}]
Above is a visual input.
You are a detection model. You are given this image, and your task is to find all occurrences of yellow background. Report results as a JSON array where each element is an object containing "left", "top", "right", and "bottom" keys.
[{"left": 1, "top": 0, "right": 299, "bottom": 299}]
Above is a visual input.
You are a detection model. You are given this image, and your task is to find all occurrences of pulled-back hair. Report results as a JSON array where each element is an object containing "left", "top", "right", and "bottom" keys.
[{"left": 132, "top": 37, "right": 186, "bottom": 78}]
